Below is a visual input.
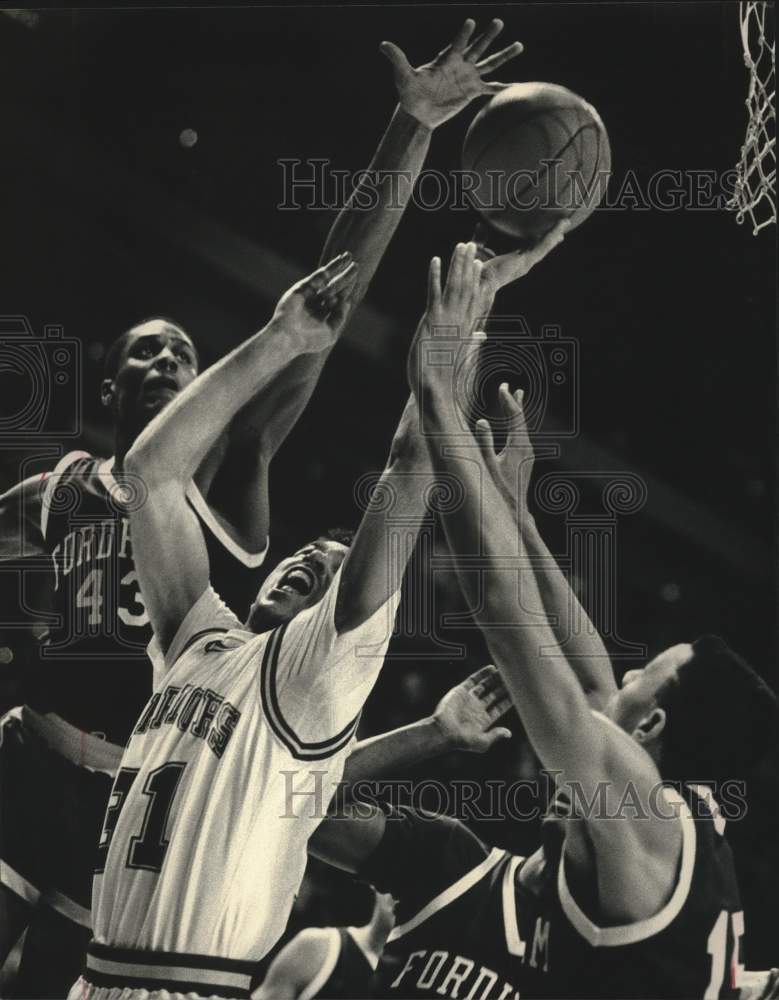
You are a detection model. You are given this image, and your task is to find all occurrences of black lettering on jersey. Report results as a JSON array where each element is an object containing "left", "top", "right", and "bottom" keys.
[
  {"left": 134, "top": 682, "right": 241, "bottom": 759},
  {"left": 190, "top": 688, "right": 223, "bottom": 739},
  {"left": 150, "top": 686, "right": 181, "bottom": 730},
  {"left": 208, "top": 703, "right": 241, "bottom": 759},
  {"left": 165, "top": 684, "right": 194, "bottom": 725},
  {"left": 177, "top": 688, "right": 204, "bottom": 731},
  {"left": 134, "top": 693, "right": 161, "bottom": 735}
]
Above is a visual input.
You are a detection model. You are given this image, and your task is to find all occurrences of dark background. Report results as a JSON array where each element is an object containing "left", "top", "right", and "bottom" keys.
[{"left": 0, "top": 0, "right": 776, "bottom": 973}]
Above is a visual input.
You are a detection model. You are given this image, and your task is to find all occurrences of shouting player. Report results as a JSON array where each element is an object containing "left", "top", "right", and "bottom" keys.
[
  {"left": 397, "top": 244, "right": 775, "bottom": 997},
  {"left": 0, "top": 17, "right": 524, "bottom": 994},
  {"left": 67, "top": 251, "right": 430, "bottom": 998}
]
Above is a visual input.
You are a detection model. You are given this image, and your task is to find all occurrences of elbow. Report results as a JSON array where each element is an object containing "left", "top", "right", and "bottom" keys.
[{"left": 124, "top": 442, "right": 173, "bottom": 490}]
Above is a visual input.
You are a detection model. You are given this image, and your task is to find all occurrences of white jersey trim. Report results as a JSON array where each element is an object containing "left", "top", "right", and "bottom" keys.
[
  {"left": 502, "top": 854, "right": 526, "bottom": 957},
  {"left": 298, "top": 927, "right": 342, "bottom": 1000},
  {"left": 40, "top": 450, "right": 92, "bottom": 540},
  {"left": 387, "top": 847, "right": 506, "bottom": 943},
  {"left": 557, "top": 786, "right": 697, "bottom": 947},
  {"left": 185, "top": 480, "right": 268, "bottom": 568},
  {"left": 1, "top": 859, "right": 39, "bottom": 905},
  {"left": 1, "top": 859, "right": 91, "bottom": 927}
]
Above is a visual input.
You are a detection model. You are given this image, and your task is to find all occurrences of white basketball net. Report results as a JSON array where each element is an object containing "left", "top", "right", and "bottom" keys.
[{"left": 728, "top": 2, "right": 776, "bottom": 234}]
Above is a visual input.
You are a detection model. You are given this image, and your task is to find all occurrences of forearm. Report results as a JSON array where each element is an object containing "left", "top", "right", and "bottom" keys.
[
  {"left": 127, "top": 319, "right": 297, "bottom": 485},
  {"left": 320, "top": 105, "right": 432, "bottom": 301},
  {"left": 521, "top": 515, "right": 617, "bottom": 707},
  {"left": 228, "top": 109, "right": 432, "bottom": 471},
  {"left": 342, "top": 717, "right": 450, "bottom": 786},
  {"left": 421, "top": 382, "right": 592, "bottom": 771}
]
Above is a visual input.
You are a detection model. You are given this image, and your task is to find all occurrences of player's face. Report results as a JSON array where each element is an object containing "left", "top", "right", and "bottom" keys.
[
  {"left": 604, "top": 642, "right": 694, "bottom": 732},
  {"left": 105, "top": 320, "right": 199, "bottom": 425},
  {"left": 246, "top": 539, "right": 349, "bottom": 633}
]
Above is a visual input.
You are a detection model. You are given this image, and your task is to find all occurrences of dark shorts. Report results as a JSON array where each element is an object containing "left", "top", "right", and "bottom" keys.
[{"left": 0, "top": 709, "right": 113, "bottom": 926}]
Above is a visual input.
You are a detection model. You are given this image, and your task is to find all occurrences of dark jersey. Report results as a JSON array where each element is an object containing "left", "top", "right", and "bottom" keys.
[
  {"left": 27, "top": 451, "right": 267, "bottom": 745},
  {"left": 301, "top": 927, "right": 376, "bottom": 1000},
  {"left": 360, "top": 785, "right": 743, "bottom": 999}
]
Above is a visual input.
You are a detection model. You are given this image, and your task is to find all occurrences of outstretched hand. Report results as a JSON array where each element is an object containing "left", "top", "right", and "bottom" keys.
[
  {"left": 272, "top": 252, "right": 359, "bottom": 354},
  {"left": 432, "top": 664, "right": 513, "bottom": 753},
  {"left": 407, "top": 241, "right": 486, "bottom": 399},
  {"left": 381, "top": 18, "right": 524, "bottom": 130},
  {"left": 473, "top": 384, "right": 535, "bottom": 518}
]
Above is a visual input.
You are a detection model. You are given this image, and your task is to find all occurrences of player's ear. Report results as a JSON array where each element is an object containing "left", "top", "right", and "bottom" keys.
[
  {"left": 632, "top": 707, "right": 666, "bottom": 747},
  {"left": 100, "top": 377, "right": 115, "bottom": 409}
]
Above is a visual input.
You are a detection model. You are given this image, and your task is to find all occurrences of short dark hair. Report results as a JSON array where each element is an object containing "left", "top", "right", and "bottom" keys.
[
  {"left": 655, "top": 635, "right": 777, "bottom": 785},
  {"left": 318, "top": 526, "right": 355, "bottom": 548},
  {"left": 103, "top": 317, "right": 195, "bottom": 379}
]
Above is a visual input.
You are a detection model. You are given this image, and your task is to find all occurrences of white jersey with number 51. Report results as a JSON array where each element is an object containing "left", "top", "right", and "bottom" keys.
[{"left": 92, "top": 568, "right": 398, "bottom": 961}]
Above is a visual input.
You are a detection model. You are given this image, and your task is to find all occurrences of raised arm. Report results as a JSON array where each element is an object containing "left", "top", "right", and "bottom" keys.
[
  {"left": 125, "top": 257, "right": 357, "bottom": 653},
  {"left": 211, "top": 19, "right": 525, "bottom": 550},
  {"left": 474, "top": 382, "right": 617, "bottom": 707},
  {"left": 332, "top": 227, "right": 529, "bottom": 634},
  {"left": 409, "top": 242, "right": 683, "bottom": 924}
]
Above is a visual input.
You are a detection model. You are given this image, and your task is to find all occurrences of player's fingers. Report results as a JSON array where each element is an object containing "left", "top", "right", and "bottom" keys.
[
  {"left": 379, "top": 41, "right": 413, "bottom": 78},
  {"left": 427, "top": 255, "right": 442, "bottom": 311},
  {"left": 463, "top": 18, "right": 504, "bottom": 63},
  {"left": 307, "top": 252, "right": 353, "bottom": 293},
  {"left": 498, "top": 382, "right": 522, "bottom": 431},
  {"left": 476, "top": 41, "right": 524, "bottom": 74},
  {"left": 474, "top": 417, "right": 498, "bottom": 465},
  {"left": 444, "top": 242, "right": 466, "bottom": 304},
  {"left": 487, "top": 726, "right": 513, "bottom": 744},
  {"left": 450, "top": 18, "right": 477, "bottom": 54},
  {"left": 476, "top": 674, "right": 506, "bottom": 703},
  {"left": 470, "top": 256, "right": 484, "bottom": 314},
  {"left": 322, "top": 259, "right": 359, "bottom": 296},
  {"left": 487, "top": 694, "right": 514, "bottom": 719},
  {"left": 460, "top": 242, "right": 478, "bottom": 306},
  {"left": 463, "top": 664, "right": 498, "bottom": 689}
]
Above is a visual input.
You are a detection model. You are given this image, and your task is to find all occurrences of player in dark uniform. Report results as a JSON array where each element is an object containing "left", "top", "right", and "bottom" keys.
[
  {"left": 0, "top": 20, "right": 526, "bottom": 994},
  {"left": 254, "top": 891, "right": 395, "bottom": 1000},
  {"left": 356, "top": 245, "right": 774, "bottom": 998}
]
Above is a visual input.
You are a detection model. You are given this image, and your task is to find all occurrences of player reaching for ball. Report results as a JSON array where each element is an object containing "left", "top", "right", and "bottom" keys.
[
  {"left": 398, "top": 246, "right": 775, "bottom": 997},
  {"left": 68, "top": 253, "right": 434, "bottom": 998},
  {"left": 0, "top": 17, "right": 525, "bottom": 995}
]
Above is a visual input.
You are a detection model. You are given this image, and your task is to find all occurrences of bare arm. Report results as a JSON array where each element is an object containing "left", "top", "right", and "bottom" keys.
[
  {"left": 312, "top": 666, "right": 511, "bottom": 872},
  {"left": 126, "top": 258, "right": 357, "bottom": 653},
  {"left": 341, "top": 664, "right": 511, "bottom": 784},
  {"left": 477, "top": 383, "right": 617, "bottom": 708},
  {"left": 410, "top": 245, "right": 682, "bottom": 924},
  {"left": 334, "top": 393, "right": 431, "bottom": 634},
  {"left": 254, "top": 928, "right": 335, "bottom": 1000},
  {"left": 211, "top": 19, "right": 525, "bottom": 549}
]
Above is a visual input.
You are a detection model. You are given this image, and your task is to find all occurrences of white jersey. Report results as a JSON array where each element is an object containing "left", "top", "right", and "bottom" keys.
[{"left": 91, "top": 566, "right": 399, "bottom": 972}]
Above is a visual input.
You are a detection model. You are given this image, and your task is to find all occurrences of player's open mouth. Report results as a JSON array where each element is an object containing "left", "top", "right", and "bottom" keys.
[
  {"left": 143, "top": 376, "right": 179, "bottom": 397},
  {"left": 274, "top": 565, "right": 317, "bottom": 598}
]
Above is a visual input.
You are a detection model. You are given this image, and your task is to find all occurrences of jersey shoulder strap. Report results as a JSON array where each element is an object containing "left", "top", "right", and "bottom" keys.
[
  {"left": 39, "top": 449, "right": 96, "bottom": 539},
  {"left": 387, "top": 846, "right": 506, "bottom": 944}
]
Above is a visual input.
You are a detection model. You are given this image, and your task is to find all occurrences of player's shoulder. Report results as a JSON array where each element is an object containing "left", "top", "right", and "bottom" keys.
[{"left": 41, "top": 450, "right": 112, "bottom": 498}]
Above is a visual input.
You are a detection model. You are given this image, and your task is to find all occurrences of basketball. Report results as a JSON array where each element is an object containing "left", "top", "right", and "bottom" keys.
[{"left": 462, "top": 82, "right": 611, "bottom": 240}]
